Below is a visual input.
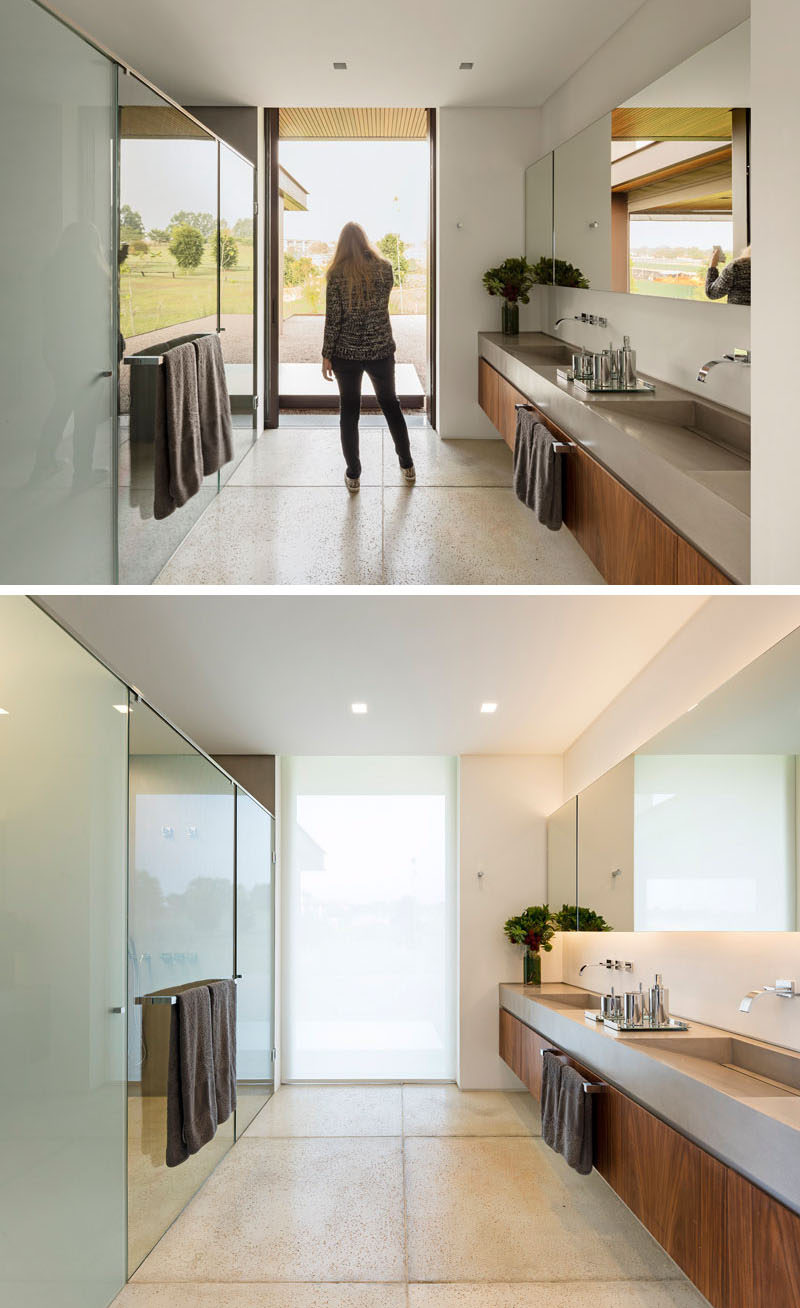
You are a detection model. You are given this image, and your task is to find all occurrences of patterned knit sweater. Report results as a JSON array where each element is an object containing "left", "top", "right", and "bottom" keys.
[
  {"left": 322, "top": 259, "right": 396, "bottom": 360},
  {"left": 705, "top": 257, "right": 751, "bottom": 306}
]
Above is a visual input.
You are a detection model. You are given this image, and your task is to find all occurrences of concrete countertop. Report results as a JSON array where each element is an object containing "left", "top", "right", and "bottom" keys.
[
  {"left": 479, "top": 332, "right": 750, "bottom": 583},
  {"left": 500, "top": 981, "right": 800, "bottom": 1215}
]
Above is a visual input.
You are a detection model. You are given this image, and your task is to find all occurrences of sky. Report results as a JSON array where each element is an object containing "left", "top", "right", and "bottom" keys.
[
  {"left": 280, "top": 140, "right": 429, "bottom": 246},
  {"left": 629, "top": 217, "right": 734, "bottom": 253},
  {"left": 121, "top": 140, "right": 254, "bottom": 231}
]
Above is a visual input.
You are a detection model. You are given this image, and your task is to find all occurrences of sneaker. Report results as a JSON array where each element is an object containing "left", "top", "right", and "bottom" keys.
[
  {"left": 345, "top": 472, "right": 360, "bottom": 492},
  {"left": 402, "top": 464, "right": 416, "bottom": 484}
]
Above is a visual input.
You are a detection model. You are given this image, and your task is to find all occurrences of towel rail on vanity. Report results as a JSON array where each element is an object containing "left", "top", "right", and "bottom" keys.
[
  {"left": 514, "top": 402, "right": 576, "bottom": 455},
  {"left": 541, "top": 1045, "right": 607, "bottom": 1094}
]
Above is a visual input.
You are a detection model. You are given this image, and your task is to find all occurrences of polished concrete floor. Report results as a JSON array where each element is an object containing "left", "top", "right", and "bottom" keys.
[
  {"left": 113, "top": 1084, "right": 708, "bottom": 1306},
  {"left": 154, "top": 426, "right": 604, "bottom": 585}
]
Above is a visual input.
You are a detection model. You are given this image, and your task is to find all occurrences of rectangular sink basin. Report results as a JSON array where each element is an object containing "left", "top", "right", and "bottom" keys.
[
  {"left": 619, "top": 1034, "right": 800, "bottom": 1098},
  {"left": 596, "top": 398, "right": 750, "bottom": 459},
  {"left": 535, "top": 989, "right": 602, "bottom": 1010},
  {"left": 516, "top": 343, "right": 575, "bottom": 366}
]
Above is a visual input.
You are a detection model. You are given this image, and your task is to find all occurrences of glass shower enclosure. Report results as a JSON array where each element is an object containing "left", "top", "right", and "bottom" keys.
[{"left": 0, "top": 0, "right": 259, "bottom": 584}]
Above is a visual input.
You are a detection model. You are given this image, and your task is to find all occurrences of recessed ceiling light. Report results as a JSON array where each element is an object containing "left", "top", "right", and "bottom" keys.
[
  {"left": 480, "top": 702, "right": 498, "bottom": 714},
  {"left": 351, "top": 702, "right": 368, "bottom": 714},
  {"left": 333, "top": 61, "right": 347, "bottom": 70},
  {"left": 113, "top": 704, "right": 130, "bottom": 714},
  {"left": 459, "top": 61, "right": 474, "bottom": 70}
]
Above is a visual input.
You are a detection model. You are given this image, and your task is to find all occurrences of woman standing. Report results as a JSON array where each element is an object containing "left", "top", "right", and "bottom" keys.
[
  {"left": 322, "top": 222, "right": 415, "bottom": 491},
  {"left": 705, "top": 244, "right": 751, "bottom": 305}
]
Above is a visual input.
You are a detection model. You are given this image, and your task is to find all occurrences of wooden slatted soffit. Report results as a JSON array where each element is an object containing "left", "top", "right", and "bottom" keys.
[
  {"left": 280, "top": 107, "right": 428, "bottom": 140},
  {"left": 612, "top": 107, "right": 733, "bottom": 141}
]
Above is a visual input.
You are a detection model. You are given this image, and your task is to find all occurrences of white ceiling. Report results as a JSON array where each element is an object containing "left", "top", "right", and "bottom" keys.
[
  {"left": 50, "top": 0, "right": 645, "bottom": 108},
  {"left": 40, "top": 595, "right": 705, "bottom": 757}
]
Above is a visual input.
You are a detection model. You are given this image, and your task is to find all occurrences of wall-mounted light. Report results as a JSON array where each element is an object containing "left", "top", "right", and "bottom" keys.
[
  {"left": 480, "top": 702, "right": 498, "bottom": 714},
  {"left": 351, "top": 702, "right": 368, "bottom": 715}
]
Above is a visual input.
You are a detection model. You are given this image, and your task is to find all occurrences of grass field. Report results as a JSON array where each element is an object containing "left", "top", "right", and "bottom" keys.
[
  {"left": 283, "top": 280, "right": 428, "bottom": 320},
  {"left": 120, "top": 239, "right": 253, "bottom": 337}
]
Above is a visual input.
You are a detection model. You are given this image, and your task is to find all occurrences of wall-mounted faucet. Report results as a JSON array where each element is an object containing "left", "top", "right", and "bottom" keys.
[
  {"left": 697, "top": 348, "right": 751, "bottom": 383},
  {"left": 579, "top": 959, "right": 633, "bottom": 974},
  {"left": 555, "top": 312, "right": 608, "bottom": 331},
  {"left": 739, "top": 979, "right": 798, "bottom": 1013}
]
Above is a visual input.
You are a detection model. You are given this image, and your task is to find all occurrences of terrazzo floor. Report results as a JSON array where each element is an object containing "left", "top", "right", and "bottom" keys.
[
  {"left": 153, "top": 425, "right": 604, "bottom": 585},
  {"left": 112, "top": 1084, "right": 709, "bottom": 1307}
]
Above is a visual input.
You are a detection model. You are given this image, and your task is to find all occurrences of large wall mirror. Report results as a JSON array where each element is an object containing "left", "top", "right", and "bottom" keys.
[
  {"left": 526, "top": 20, "right": 750, "bottom": 306},
  {"left": 548, "top": 621, "right": 800, "bottom": 932}
]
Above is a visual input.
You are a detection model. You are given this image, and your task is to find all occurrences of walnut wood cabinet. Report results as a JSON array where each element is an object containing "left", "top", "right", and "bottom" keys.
[
  {"left": 478, "top": 357, "right": 733, "bottom": 585},
  {"left": 499, "top": 1007, "right": 799, "bottom": 1308}
]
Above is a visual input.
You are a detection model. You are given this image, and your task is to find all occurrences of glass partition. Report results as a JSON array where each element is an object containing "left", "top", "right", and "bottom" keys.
[
  {"left": 220, "top": 144, "right": 257, "bottom": 482},
  {"left": 117, "top": 75, "right": 221, "bottom": 584},
  {"left": 127, "top": 699, "right": 235, "bottom": 1273},
  {"left": 0, "top": 597, "right": 128, "bottom": 1308},
  {"left": 0, "top": 0, "right": 117, "bottom": 582},
  {"left": 235, "top": 791, "right": 275, "bottom": 1131}
]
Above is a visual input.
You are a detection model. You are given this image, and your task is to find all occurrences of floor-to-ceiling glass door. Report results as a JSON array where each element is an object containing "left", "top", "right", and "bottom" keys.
[
  {"left": 235, "top": 790, "right": 275, "bottom": 1131},
  {"left": 282, "top": 756, "right": 457, "bottom": 1080},
  {"left": 0, "top": 598, "right": 128, "bottom": 1308}
]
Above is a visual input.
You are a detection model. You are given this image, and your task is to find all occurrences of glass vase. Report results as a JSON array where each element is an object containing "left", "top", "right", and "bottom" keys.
[
  {"left": 523, "top": 949, "right": 541, "bottom": 986},
  {"left": 502, "top": 301, "right": 519, "bottom": 336}
]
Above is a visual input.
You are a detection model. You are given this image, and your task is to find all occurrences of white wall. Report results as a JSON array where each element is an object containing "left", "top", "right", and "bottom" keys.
[
  {"left": 437, "top": 108, "right": 541, "bottom": 438},
  {"left": 559, "top": 595, "right": 800, "bottom": 1052},
  {"left": 459, "top": 755, "right": 563, "bottom": 1089},
  {"left": 563, "top": 595, "right": 800, "bottom": 798},
  {"left": 750, "top": 0, "right": 800, "bottom": 581}
]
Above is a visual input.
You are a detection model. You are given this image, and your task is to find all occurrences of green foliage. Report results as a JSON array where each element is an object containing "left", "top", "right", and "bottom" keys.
[
  {"left": 170, "top": 209, "right": 216, "bottom": 238},
  {"left": 219, "top": 231, "right": 239, "bottom": 269},
  {"left": 148, "top": 227, "right": 170, "bottom": 244},
  {"left": 553, "top": 905, "right": 611, "bottom": 932},
  {"left": 528, "top": 256, "right": 590, "bottom": 289},
  {"left": 169, "top": 224, "right": 205, "bottom": 270},
  {"left": 503, "top": 905, "right": 556, "bottom": 954},
  {"left": 378, "top": 232, "right": 410, "bottom": 286},
  {"left": 483, "top": 256, "right": 537, "bottom": 304},
  {"left": 284, "top": 252, "right": 315, "bottom": 287},
  {"left": 120, "top": 204, "right": 144, "bottom": 235}
]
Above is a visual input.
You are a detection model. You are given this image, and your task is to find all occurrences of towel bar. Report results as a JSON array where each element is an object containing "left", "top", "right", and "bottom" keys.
[
  {"left": 123, "top": 332, "right": 218, "bottom": 367},
  {"left": 136, "top": 978, "right": 239, "bottom": 1005},
  {"left": 540, "top": 1047, "right": 607, "bottom": 1094},
  {"left": 514, "top": 403, "right": 575, "bottom": 453}
]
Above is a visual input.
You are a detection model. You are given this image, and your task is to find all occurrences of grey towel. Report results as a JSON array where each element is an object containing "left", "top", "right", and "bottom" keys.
[
  {"left": 513, "top": 411, "right": 563, "bottom": 531},
  {"left": 553, "top": 1062, "right": 594, "bottom": 1175},
  {"left": 154, "top": 341, "right": 203, "bottom": 520},
  {"left": 194, "top": 334, "right": 234, "bottom": 475},
  {"left": 208, "top": 979, "right": 237, "bottom": 1124},
  {"left": 166, "top": 985, "right": 218, "bottom": 1167},
  {"left": 541, "top": 1050, "right": 565, "bottom": 1150}
]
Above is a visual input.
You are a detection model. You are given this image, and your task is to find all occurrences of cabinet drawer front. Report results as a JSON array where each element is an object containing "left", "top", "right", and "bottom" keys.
[{"left": 727, "top": 1168, "right": 800, "bottom": 1308}]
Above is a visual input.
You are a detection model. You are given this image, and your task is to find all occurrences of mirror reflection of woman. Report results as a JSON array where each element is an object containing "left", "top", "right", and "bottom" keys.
[
  {"left": 322, "top": 222, "right": 415, "bottom": 492},
  {"left": 705, "top": 243, "right": 751, "bottom": 305}
]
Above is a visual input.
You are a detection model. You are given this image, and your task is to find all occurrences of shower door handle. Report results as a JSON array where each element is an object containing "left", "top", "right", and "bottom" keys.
[{"left": 110, "top": 1006, "right": 126, "bottom": 1014}]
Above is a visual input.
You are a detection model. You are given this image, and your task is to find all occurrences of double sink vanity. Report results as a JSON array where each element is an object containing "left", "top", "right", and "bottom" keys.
[
  {"left": 499, "top": 981, "right": 800, "bottom": 1308},
  {"left": 479, "top": 331, "right": 750, "bottom": 584}
]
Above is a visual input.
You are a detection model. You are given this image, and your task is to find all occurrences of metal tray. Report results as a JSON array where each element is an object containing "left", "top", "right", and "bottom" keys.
[
  {"left": 573, "top": 377, "right": 656, "bottom": 395},
  {"left": 602, "top": 1017, "right": 690, "bottom": 1033}
]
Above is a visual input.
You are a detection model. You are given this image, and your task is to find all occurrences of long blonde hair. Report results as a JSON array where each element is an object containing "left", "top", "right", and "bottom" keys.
[{"left": 327, "top": 222, "right": 389, "bottom": 307}]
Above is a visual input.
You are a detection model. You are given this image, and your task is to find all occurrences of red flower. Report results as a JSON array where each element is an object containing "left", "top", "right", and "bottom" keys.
[
  {"left": 526, "top": 929, "right": 542, "bottom": 952},
  {"left": 503, "top": 284, "right": 519, "bottom": 302}
]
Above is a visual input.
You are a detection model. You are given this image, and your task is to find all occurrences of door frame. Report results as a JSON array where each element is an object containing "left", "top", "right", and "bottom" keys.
[{"left": 265, "top": 108, "right": 437, "bottom": 427}]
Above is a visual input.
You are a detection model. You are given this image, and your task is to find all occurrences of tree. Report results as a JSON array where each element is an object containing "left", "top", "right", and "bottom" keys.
[
  {"left": 120, "top": 204, "right": 144, "bottom": 235},
  {"left": 219, "top": 231, "right": 239, "bottom": 269},
  {"left": 378, "top": 232, "right": 409, "bottom": 286},
  {"left": 148, "top": 227, "right": 170, "bottom": 244},
  {"left": 169, "top": 210, "right": 216, "bottom": 238},
  {"left": 284, "top": 252, "right": 314, "bottom": 287},
  {"left": 169, "top": 224, "right": 204, "bottom": 270},
  {"left": 232, "top": 217, "right": 253, "bottom": 240}
]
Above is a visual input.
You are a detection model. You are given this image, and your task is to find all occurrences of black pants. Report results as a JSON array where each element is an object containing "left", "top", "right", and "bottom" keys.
[{"left": 332, "top": 355, "right": 413, "bottom": 479}]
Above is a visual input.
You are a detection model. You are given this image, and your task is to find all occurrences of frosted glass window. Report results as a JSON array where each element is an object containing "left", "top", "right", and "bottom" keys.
[
  {"left": 634, "top": 754, "right": 796, "bottom": 931},
  {"left": 282, "top": 757, "right": 457, "bottom": 1080}
]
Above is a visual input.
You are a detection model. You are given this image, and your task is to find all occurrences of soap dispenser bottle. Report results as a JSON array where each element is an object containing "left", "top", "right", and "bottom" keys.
[
  {"left": 649, "top": 973, "right": 669, "bottom": 1026},
  {"left": 621, "top": 335, "right": 637, "bottom": 389}
]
